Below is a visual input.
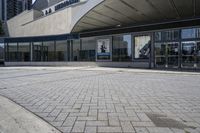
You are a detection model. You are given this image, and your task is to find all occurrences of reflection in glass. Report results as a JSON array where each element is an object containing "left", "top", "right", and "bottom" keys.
[
  {"left": 182, "top": 42, "right": 195, "bottom": 67},
  {"left": 162, "top": 30, "right": 179, "bottom": 41},
  {"left": 72, "top": 40, "right": 80, "bottom": 61},
  {"left": 197, "top": 28, "right": 200, "bottom": 38},
  {"left": 155, "top": 43, "right": 179, "bottom": 68},
  {"left": 155, "top": 43, "right": 166, "bottom": 56},
  {"left": 155, "top": 32, "right": 161, "bottom": 41},
  {"left": 80, "top": 38, "right": 96, "bottom": 61},
  {"left": 18, "top": 42, "right": 30, "bottom": 62},
  {"left": 8, "top": 43, "right": 18, "bottom": 61},
  {"left": 43, "top": 41, "right": 55, "bottom": 61},
  {"left": 33, "top": 42, "right": 42, "bottom": 61},
  {"left": 55, "top": 40, "right": 68, "bottom": 61},
  {"left": 167, "top": 43, "right": 179, "bottom": 68},
  {"left": 182, "top": 28, "right": 196, "bottom": 39},
  {"left": 112, "top": 35, "right": 132, "bottom": 61},
  {"left": 168, "top": 57, "right": 178, "bottom": 67},
  {"left": 135, "top": 36, "right": 150, "bottom": 60},
  {"left": 155, "top": 57, "right": 166, "bottom": 67},
  {"left": 155, "top": 43, "right": 166, "bottom": 67},
  {"left": 168, "top": 43, "right": 179, "bottom": 55},
  {"left": 0, "top": 43, "right": 4, "bottom": 63},
  {"left": 197, "top": 42, "right": 200, "bottom": 68}
]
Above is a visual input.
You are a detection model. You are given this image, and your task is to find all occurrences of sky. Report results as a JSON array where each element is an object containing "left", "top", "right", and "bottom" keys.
[{"left": 32, "top": 0, "right": 36, "bottom": 4}]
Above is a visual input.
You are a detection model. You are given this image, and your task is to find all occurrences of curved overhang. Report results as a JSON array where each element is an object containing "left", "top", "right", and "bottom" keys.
[
  {"left": 71, "top": 0, "right": 200, "bottom": 33},
  {"left": 69, "top": 0, "right": 105, "bottom": 32}
]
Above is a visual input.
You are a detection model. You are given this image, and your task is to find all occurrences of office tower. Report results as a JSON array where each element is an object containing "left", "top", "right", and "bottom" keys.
[{"left": 0, "top": 0, "right": 32, "bottom": 21}]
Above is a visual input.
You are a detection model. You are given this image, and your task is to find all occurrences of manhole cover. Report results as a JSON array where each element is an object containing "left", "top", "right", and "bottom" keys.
[{"left": 146, "top": 113, "right": 196, "bottom": 129}]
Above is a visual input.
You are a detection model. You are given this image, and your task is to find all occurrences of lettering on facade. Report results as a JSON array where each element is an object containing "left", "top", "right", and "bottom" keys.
[{"left": 55, "top": 0, "right": 80, "bottom": 11}]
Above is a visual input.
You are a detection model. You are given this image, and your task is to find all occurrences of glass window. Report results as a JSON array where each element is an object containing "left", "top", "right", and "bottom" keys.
[
  {"left": 0, "top": 43, "right": 4, "bottom": 59},
  {"left": 155, "top": 32, "right": 162, "bottom": 41},
  {"left": 197, "top": 28, "right": 200, "bottom": 38},
  {"left": 0, "top": 43, "right": 4, "bottom": 63},
  {"left": 112, "top": 35, "right": 132, "bottom": 61},
  {"left": 155, "top": 43, "right": 166, "bottom": 56},
  {"left": 18, "top": 42, "right": 30, "bottom": 62},
  {"left": 182, "top": 28, "right": 196, "bottom": 39},
  {"left": 167, "top": 43, "right": 179, "bottom": 68},
  {"left": 162, "top": 30, "right": 179, "bottom": 41},
  {"left": 33, "top": 42, "right": 42, "bottom": 61},
  {"left": 167, "top": 43, "right": 179, "bottom": 56},
  {"left": 55, "top": 40, "right": 68, "bottom": 61},
  {"left": 155, "top": 57, "right": 166, "bottom": 67},
  {"left": 80, "top": 38, "right": 96, "bottom": 61},
  {"left": 8, "top": 43, "right": 18, "bottom": 61},
  {"left": 72, "top": 40, "right": 80, "bottom": 61},
  {"left": 163, "top": 31, "right": 171, "bottom": 41},
  {"left": 182, "top": 42, "right": 196, "bottom": 68},
  {"left": 134, "top": 36, "right": 151, "bottom": 60},
  {"left": 197, "top": 42, "right": 200, "bottom": 68},
  {"left": 155, "top": 43, "right": 166, "bottom": 67},
  {"left": 171, "top": 30, "right": 179, "bottom": 40},
  {"left": 155, "top": 43, "right": 179, "bottom": 68},
  {"left": 43, "top": 41, "right": 55, "bottom": 61}
]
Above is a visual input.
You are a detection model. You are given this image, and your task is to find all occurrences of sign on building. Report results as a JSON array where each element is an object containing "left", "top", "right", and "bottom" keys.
[{"left": 97, "top": 39, "right": 111, "bottom": 61}]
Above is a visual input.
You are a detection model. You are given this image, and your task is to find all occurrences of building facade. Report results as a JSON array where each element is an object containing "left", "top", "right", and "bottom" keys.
[{"left": 0, "top": 0, "right": 200, "bottom": 70}]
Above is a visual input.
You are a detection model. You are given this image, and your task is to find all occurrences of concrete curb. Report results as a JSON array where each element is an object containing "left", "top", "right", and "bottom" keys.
[
  {"left": 0, "top": 66, "right": 199, "bottom": 75},
  {"left": 0, "top": 95, "right": 61, "bottom": 133}
]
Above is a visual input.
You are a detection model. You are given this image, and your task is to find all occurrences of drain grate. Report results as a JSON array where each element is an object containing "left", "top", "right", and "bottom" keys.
[{"left": 146, "top": 113, "right": 196, "bottom": 129}]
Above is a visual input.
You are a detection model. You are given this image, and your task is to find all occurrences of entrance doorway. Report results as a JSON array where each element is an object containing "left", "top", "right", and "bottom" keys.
[
  {"left": 155, "top": 42, "right": 179, "bottom": 68},
  {"left": 33, "top": 42, "right": 42, "bottom": 61}
]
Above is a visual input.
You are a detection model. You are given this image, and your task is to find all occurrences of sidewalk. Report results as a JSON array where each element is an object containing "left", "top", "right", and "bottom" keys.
[
  {"left": 0, "top": 66, "right": 200, "bottom": 75},
  {"left": 0, "top": 95, "right": 61, "bottom": 133}
]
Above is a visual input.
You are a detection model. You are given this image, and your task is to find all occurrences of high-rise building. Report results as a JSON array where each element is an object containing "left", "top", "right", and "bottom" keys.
[{"left": 0, "top": 0, "right": 32, "bottom": 21}]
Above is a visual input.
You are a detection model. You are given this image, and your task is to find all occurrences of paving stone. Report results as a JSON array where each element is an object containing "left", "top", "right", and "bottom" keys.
[
  {"left": 137, "top": 113, "right": 152, "bottom": 122},
  {"left": 131, "top": 122, "right": 155, "bottom": 127},
  {"left": 98, "top": 112, "right": 108, "bottom": 120},
  {"left": 109, "top": 117, "right": 120, "bottom": 126},
  {"left": 97, "top": 127, "right": 122, "bottom": 133},
  {"left": 55, "top": 113, "right": 69, "bottom": 121},
  {"left": 134, "top": 127, "right": 149, "bottom": 133},
  {"left": 77, "top": 116, "right": 97, "bottom": 121},
  {"left": 59, "top": 127, "right": 72, "bottom": 133},
  {"left": 62, "top": 117, "right": 77, "bottom": 127},
  {"left": 121, "top": 121, "right": 135, "bottom": 133},
  {"left": 86, "top": 121, "right": 108, "bottom": 126},
  {"left": 147, "top": 127, "right": 174, "bottom": 133},
  {"left": 85, "top": 127, "right": 97, "bottom": 133},
  {"left": 1, "top": 67, "right": 200, "bottom": 133},
  {"left": 71, "top": 121, "right": 86, "bottom": 133}
]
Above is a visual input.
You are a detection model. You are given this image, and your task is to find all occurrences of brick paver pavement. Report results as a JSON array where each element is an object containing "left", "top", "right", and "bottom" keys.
[{"left": 0, "top": 67, "right": 200, "bottom": 133}]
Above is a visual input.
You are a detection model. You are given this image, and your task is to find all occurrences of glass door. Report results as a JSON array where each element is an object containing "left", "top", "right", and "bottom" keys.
[
  {"left": 155, "top": 43, "right": 166, "bottom": 68},
  {"left": 181, "top": 42, "right": 196, "bottom": 68},
  {"left": 33, "top": 42, "right": 42, "bottom": 61},
  {"left": 167, "top": 42, "right": 179, "bottom": 68},
  {"left": 155, "top": 42, "right": 179, "bottom": 68}
]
